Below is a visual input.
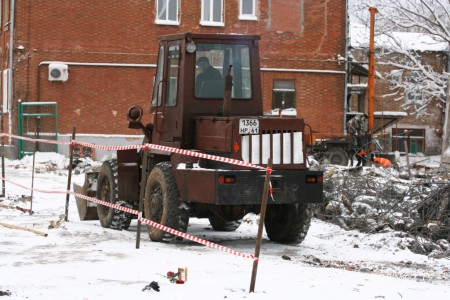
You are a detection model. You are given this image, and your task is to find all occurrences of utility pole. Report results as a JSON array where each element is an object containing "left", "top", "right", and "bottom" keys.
[{"left": 367, "top": 7, "right": 378, "bottom": 153}]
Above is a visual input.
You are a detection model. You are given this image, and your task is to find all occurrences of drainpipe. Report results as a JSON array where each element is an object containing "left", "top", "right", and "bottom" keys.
[
  {"left": 8, "top": 0, "right": 16, "bottom": 144},
  {"left": 343, "top": 0, "right": 349, "bottom": 133}
]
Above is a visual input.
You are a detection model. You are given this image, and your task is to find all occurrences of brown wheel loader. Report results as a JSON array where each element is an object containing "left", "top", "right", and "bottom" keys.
[{"left": 74, "top": 32, "right": 323, "bottom": 244}]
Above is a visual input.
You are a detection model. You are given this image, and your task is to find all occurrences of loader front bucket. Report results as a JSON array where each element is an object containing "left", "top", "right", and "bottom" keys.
[{"left": 73, "top": 171, "right": 99, "bottom": 221}]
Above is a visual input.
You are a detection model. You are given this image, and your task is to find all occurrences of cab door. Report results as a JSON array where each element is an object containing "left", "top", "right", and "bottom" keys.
[{"left": 152, "top": 41, "right": 183, "bottom": 145}]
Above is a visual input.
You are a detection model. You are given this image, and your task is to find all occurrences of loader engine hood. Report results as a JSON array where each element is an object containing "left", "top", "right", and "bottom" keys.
[{"left": 194, "top": 116, "right": 307, "bottom": 170}]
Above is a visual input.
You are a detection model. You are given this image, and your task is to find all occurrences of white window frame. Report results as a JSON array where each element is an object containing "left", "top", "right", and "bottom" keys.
[
  {"left": 405, "top": 77, "right": 424, "bottom": 104},
  {"left": 200, "top": 0, "right": 224, "bottom": 27},
  {"left": 155, "top": 0, "right": 180, "bottom": 25},
  {"left": 239, "top": 0, "right": 257, "bottom": 20}
]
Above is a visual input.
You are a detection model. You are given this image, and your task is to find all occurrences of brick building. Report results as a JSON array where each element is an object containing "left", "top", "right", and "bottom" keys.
[
  {"left": 350, "top": 24, "right": 449, "bottom": 155},
  {"left": 1, "top": 0, "right": 348, "bottom": 159}
]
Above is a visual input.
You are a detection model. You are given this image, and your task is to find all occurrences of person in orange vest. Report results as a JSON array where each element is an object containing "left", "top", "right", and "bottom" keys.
[{"left": 371, "top": 153, "right": 391, "bottom": 168}]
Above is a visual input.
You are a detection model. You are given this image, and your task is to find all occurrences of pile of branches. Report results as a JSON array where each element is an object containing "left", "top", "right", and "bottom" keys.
[{"left": 316, "top": 164, "right": 450, "bottom": 257}]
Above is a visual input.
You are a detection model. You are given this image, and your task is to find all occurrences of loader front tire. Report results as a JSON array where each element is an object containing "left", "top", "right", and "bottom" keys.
[
  {"left": 144, "top": 162, "right": 190, "bottom": 242},
  {"left": 264, "top": 203, "right": 312, "bottom": 244},
  {"left": 96, "top": 159, "right": 133, "bottom": 230}
]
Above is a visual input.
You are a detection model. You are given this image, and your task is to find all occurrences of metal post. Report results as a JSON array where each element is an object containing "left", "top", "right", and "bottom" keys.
[
  {"left": 30, "top": 141, "right": 37, "bottom": 214},
  {"left": 249, "top": 159, "right": 272, "bottom": 293},
  {"left": 64, "top": 127, "right": 76, "bottom": 221}
]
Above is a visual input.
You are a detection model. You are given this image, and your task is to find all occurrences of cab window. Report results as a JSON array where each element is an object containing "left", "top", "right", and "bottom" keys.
[{"left": 195, "top": 43, "right": 252, "bottom": 99}]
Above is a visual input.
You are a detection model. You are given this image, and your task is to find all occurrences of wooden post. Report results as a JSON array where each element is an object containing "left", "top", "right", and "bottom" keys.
[
  {"left": 136, "top": 148, "right": 149, "bottom": 249},
  {"left": 0, "top": 221, "right": 48, "bottom": 237},
  {"left": 30, "top": 141, "right": 37, "bottom": 214},
  {"left": 249, "top": 158, "right": 272, "bottom": 293},
  {"left": 64, "top": 127, "right": 76, "bottom": 221},
  {"left": 404, "top": 130, "right": 412, "bottom": 178}
]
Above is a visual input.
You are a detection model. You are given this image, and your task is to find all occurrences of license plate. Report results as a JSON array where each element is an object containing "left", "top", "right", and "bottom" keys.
[{"left": 239, "top": 119, "right": 259, "bottom": 135}]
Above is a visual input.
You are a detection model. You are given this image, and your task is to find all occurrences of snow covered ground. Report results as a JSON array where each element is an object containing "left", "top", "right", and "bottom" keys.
[{"left": 1, "top": 153, "right": 450, "bottom": 299}]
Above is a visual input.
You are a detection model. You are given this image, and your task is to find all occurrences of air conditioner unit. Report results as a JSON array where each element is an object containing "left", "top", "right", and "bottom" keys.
[{"left": 48, "top": 63, "right": 69, "bottom": 81}]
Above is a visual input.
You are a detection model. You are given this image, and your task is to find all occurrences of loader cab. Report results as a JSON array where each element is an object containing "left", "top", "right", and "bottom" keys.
[{"left": 151, "top": 33, "right": 263, "bottom": 149}]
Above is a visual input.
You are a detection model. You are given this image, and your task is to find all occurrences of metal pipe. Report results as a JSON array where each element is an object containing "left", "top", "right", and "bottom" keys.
[
  {"left": 37, "top": 61, "right": 156, "bottom": 102},
  {"left": 8, "top": 0, "right": 16, "bottom": 144},
  {"left": 343, "top": 0, "right": 350, "bottom": 134},
  {"left": 260, "top": 67, "right": 345, "bottom": 74},
  {"left": 367, "top": 7, "right": 378, "bottom": 141},
  {"left": 38, "top": 61, "right": 156, "bottom": 68}
]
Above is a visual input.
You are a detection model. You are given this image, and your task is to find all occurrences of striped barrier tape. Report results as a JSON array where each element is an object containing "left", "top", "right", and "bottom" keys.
[
  {"left": 1, "top": 176, "right": 257, "bottom": 261},
  {"left": 0, "top": 133, "right": 269, "bottom": 172},
  {"left": 1, "top": 132, "right": 272, "bottom": 259},
  {"left": 0, "top": 133, "right": 71, "bottom": 145},
  {"left": 138, "top": 217, "right": 256, "bottom": 261},
  {"left": 74, "top": 141, "right": 268, "bottom": 171}
]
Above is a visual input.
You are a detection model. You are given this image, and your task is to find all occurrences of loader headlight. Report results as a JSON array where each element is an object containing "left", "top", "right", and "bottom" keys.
[
  {"left": 127, "top": 105, "right": 143, "bottom": 122},
  {"left": 186, "top": 40, "right": 196, "bottom": 53}
]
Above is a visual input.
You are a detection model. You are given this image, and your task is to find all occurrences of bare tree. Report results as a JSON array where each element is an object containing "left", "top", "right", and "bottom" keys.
[{"left": 349, "top": 0, "right": 450, "bottom": 164}]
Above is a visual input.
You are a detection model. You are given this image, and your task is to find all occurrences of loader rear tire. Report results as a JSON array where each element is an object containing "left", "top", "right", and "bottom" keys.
[
  {"left": 264, "top": 203, "right": 312, "bottom": 244},
  {"left": 96, "top": 159, "right": 133, "bottom": 230},
  {"left": 325, "top": 147, "right": 349, "bottom": 166},
  {"left": 144, "top": 162, "right": 190, "bottom": 242},
  {"left": 209, "top": 215, "right": 242, "bottom": 232}
]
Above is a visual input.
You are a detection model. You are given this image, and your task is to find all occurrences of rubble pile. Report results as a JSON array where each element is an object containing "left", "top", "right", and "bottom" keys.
[{"left": 317, "top": 161, "right": 450, "bottom": 257}]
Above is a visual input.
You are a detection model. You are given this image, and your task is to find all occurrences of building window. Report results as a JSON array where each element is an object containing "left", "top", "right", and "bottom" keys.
[
  {"left": 272, "top": 80, "right": 296, "bottom": 116},
  {"left": 392, "top": 128, "right": 425, "bottom": 154},
  {"left": 239, "top": 0, "right": 256, "bottom": 20},
  {"left": 388, "top": 69, "right": 403, "bottom": 88},
  {"left": 156, "top": 0, "right": 179, "bottom": 25},
  {"left": 405, "top": 77, "right": 423, "bottom": 103},
  {"left": 201, "top": 0, "right": 224, "bottom": 27}
]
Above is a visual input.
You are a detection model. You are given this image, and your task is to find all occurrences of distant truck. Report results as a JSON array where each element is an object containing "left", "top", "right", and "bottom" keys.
[{"left": 74, "top": 33, "right": 323, "bottom": 244}]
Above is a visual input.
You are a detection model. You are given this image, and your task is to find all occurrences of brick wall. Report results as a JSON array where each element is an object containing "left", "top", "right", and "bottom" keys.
[{"left": 1, "top": 0, "right": 347, "bottom": 139}]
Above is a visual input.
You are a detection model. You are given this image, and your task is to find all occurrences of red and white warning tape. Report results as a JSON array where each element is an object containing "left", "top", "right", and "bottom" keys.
[
  {"left": 0, "top": 133, "right": 71, "bottom": 145},
  {"left": 73, "top": 141, "right": 268, "bottom": 171},
  {"left": 0, "top": 133, "right": 269, "bottom": 172},
  {"left": 138, "top": 217, "right": 256, "bottom": 261},
  {"left": 1, "top": 176, "right": 257, "bottom": 261},
  {"left": 1, "top": 133, "right": 271, "bottom": 260}
]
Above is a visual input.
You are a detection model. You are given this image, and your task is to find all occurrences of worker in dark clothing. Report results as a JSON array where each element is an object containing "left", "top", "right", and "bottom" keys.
[
  {"left": 195, "top": 57, "right": 223, "bottom": 97},
  {"left": 355, "top": 151, "right": 367, "bottom": 167}
]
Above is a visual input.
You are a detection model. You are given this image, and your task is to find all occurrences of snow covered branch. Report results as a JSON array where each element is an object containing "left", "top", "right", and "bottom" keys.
[{"left": 350, "top": 0, "right": 450, "bottom": 117}]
